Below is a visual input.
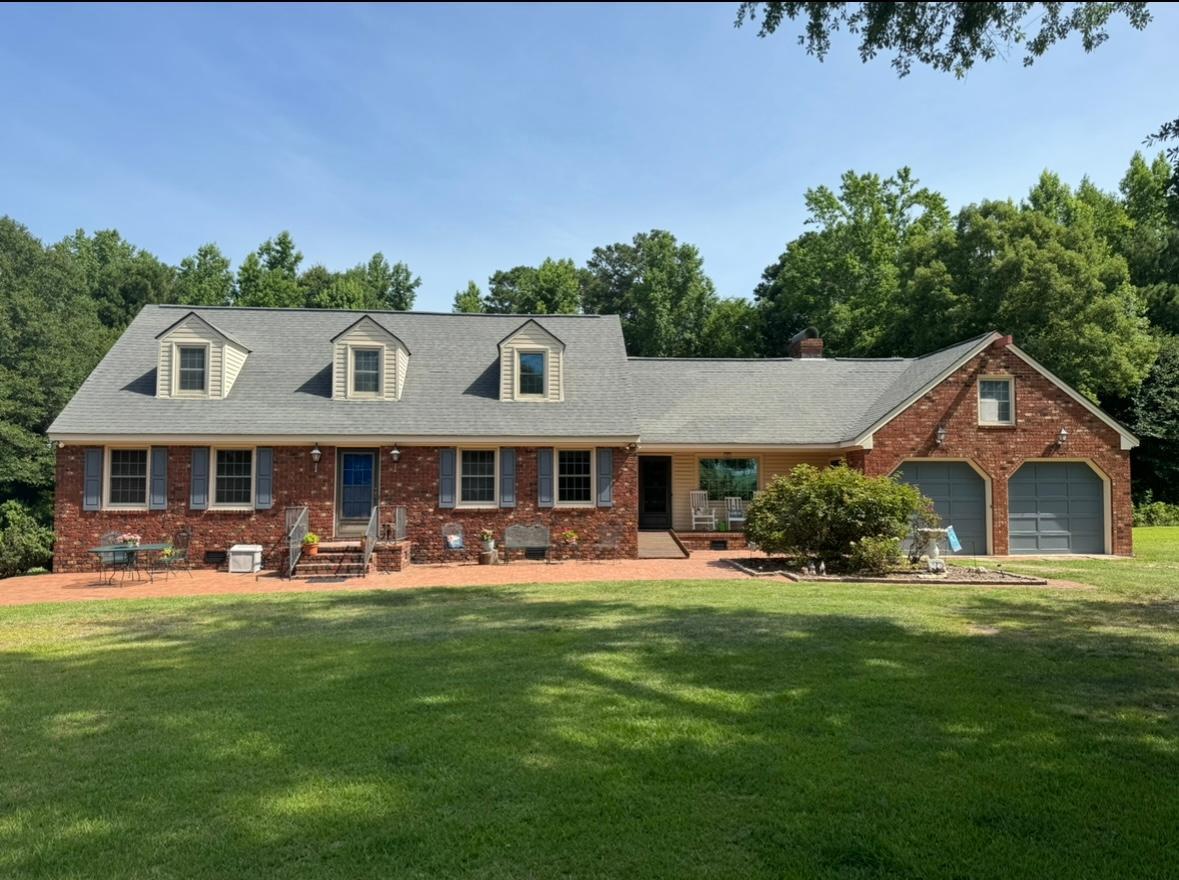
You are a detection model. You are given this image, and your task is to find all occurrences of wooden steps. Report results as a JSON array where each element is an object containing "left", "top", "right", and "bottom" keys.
[{"left": 637, "top": 530, "right": 688, "bottom": 559}]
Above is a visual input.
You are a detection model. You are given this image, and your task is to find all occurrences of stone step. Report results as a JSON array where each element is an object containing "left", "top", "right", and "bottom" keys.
[{"left": 294, "top": 561, "right": 369, "bottom": 575}]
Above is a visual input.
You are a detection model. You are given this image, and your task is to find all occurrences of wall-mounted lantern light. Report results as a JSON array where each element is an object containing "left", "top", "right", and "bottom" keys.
[
  {"left": 310, "top": 443, "right": 322, "bottom": 473},
  {"left": 1057, "top": 426, "right": 1069, "bottom": 447},
  {"left": 390, "top": 443, "right": 401, "bottom": 463},
  {"left": 935, "top": 425, "right": 948, "bottom": 446}
]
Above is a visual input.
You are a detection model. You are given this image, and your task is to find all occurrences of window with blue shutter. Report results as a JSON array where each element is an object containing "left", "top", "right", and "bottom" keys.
[
  {"left": 255, "top": 447, "right": 273, "bottom": 509},
  {"left": 500, "top": 448, "right": 516, "bottom": 508},
  {"left": 439, "top": 448, "right": 456, "bottom": 508},
  {"left": 537, "top": 448, "right": 554, "bottom": 508},
  {"left": 149, "top": 447, "right": 168, "bottom": 510},
  {"left": 190, "top": 447, "right": 209, "bottom": 510},
  {"left": 83, "top": 447, "right": 103, "bottom": 511},
  {"left": 596, "top": 448, "right": 613, "bottom": 507}
]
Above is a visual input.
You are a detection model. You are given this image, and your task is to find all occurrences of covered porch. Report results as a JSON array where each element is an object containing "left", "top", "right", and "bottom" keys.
[{"left": 636, "top": 447, "right": 852, "bottom": 535}]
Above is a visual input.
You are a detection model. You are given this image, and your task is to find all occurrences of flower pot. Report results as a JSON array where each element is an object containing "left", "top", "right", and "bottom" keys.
[
  {"left": 306, "top": 544, "right": 319, "bottom": 556},
  {"left": 481, "top": 540, "right": 495, "bottom": 552}
]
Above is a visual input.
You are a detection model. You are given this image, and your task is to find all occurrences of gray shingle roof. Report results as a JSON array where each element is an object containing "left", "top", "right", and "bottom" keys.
[
  {"left": 630, "top": 333, "right": 998, "bottom": 446},
  {"left": 50, "top": 306, "right": 639, "bottom": 439},
  {"left": 49, "top": 306, "right": 1002, "bottom": 446}
]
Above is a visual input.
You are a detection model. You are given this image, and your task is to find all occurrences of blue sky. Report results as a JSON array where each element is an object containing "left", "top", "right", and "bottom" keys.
[{"left": 2, "top": 3, "right": 1177, "bottom": 310}]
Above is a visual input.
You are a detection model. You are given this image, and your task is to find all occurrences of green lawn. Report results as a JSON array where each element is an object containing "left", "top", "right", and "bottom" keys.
[{"left": 2, "top": 531, "right": 1177, "bottom": 879}]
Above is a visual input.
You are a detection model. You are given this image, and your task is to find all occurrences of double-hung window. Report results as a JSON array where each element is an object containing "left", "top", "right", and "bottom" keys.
[
  {"left": 214, "top": 449, "right": 253, "bottom": 506},
  {"left": 459, "top": 449, "right": 496, "bottom": 505},
  {"left": 177, "top": 345, "right": 207, "bottom": 393},
  {"left": 352, "top": 348, "right": 382, "bottom": 395},
  {"left": 979, "top": 378, "right": 1014, "bottom": 425},
  {"left": 518, "top": 351, "right": 546, "bottom": 396},
  {"left": 107, "top": 448, "right": 148, "bottom": 507},
  {"left": 557, "top": 449, "right": 593, "bottom": 504}
]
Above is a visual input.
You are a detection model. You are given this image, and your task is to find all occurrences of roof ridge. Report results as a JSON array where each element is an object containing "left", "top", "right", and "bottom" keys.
[{"left": 153, "top": 304, "right": 606, "bottom": 319}]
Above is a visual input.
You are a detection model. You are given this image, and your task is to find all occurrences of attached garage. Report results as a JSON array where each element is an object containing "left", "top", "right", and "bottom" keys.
[
  {"left": 1008, "top": 461, "right": 1106, "bottom": 554},
  {"left": 894, "top": 460, "right": 989, "bottom": 556}
]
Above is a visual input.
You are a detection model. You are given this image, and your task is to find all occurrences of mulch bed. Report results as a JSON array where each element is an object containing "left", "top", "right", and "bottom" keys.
[{"left": 726, "top": 557, "right": 1048, "bottom": 586}]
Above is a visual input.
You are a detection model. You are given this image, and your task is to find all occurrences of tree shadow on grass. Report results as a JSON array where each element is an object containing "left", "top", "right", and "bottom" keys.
[{"left": 0, "top": 586, "right": 1176, "bottom": 879}]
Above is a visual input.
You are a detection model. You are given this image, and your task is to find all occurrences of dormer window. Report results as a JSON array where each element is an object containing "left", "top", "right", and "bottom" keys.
[
  {"left": 155, "top": 311, "right": 249, "bottom": 400},
  {"left": 177, "top": 346, "right": 207, "bottom": 394},
  {"left": 351, "top": 348, "right": 382, "bottom": 396},
  {"left": 518, "top": 351, "right": 546, "bottom": 396},
  {"left": 498, "top": 319, "right": 564, "bottom": 402},
  {"left": 331, "top": 315, "right": 409, "bottom": 401}
]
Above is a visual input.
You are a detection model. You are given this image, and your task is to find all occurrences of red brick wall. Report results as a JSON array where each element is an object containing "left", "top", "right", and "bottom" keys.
[
  {"left": 377, "top": 445, "right": 638, "bottom": 563},
  {"left": 53, "top": 444, "right": 638, "bottom": 571},
  {"left": 858, "top": 340, "right": 1133, "bottom": 556}
]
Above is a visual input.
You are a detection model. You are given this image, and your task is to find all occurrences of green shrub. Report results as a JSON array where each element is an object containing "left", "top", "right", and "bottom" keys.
[
  {"left": 0, "top": 501, "right": 54, "bottom": 579},
  {"left": 745, "top": 464, "right": 933, "bottom": 570},
  {"left": 1133, "top": 500, "right": 1179, "bottom": 526},
  {"left": 848, "top": 536, "right": 902, "bottom": 575}
]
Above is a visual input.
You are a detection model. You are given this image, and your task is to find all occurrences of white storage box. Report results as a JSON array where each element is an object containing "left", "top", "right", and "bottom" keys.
[{"left": 228, "top": 544, "right": 263, "bottom": 574}]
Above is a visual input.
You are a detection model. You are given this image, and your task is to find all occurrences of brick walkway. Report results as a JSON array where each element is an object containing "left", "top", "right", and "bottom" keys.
[{"left": 0, "top": 551, "right": 752, "bottom": 607}]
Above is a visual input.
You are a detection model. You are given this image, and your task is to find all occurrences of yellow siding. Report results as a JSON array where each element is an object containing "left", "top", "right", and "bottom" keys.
[
  {"left": 156, "top": 316, "right": 226, "bottom": 398},
  {"left": 499, "top": 323, "right": 563, "bottom": 401},
  {"left": 332, "top": 318, "right": 405, "bottom": 400},
  {"left": 222, "top": 343, "right": 248, "bottom": 395},
  {"left": 669, "top": 449, "right": 846, "bottom": 530}
]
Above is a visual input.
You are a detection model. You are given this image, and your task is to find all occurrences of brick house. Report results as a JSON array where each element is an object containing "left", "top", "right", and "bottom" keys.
[{"left": 48, "top": 306, "right": 1138, "bottom": 571}]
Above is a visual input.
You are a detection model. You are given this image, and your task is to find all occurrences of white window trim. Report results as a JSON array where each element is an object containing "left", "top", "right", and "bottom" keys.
[
  {"left": 457, "top": 446, "right": 499, "bottom": 509},
  {"left": 103, "top": 446, "right": 150, "bottom": 510},
  {"left": 210, "top": 445, "right": 256, "bottom": 510},
  {"left": 347, "top": 345, "right": 384, "bottom": 399},
  {"left": 515, "top": 349, "right": 548, "bottom": 399},
  {"left": 978, "top": 375, "right": 1015, "bottom": 426},
  {"left": 555, "top": 447, "right": 596, "bottom": 507},
  {"left": 172, "top": 342, "right": 211, "bottom": 399}
]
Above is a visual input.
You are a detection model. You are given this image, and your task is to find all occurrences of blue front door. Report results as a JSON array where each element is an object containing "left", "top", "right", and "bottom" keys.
[{"left": 340, "top": 452, "right": 375, "bottom": 520}]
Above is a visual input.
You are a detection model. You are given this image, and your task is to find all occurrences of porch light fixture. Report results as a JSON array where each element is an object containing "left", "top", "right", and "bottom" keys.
[
  {"left": 1057, "top": 426, "right": 1069, "bottom": 447},
  {"left": 310, "top": 443, "right": 322, "bottom": 473},
  {"left": 935, "top": 425, "right": 948, "bottom": 446},
  {"left": 390, "top": 443, "right": 401, "bottom": 463}
]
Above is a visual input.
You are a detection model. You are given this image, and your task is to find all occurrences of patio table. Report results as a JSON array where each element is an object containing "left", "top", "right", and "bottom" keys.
[{"left": 88, "top": 543, "right": 171, "bottom": 585}]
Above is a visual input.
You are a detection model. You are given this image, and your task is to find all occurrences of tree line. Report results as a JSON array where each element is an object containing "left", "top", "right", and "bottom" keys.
[{"left": 2, "top": 150, "right": 1177, "bottom": 537}]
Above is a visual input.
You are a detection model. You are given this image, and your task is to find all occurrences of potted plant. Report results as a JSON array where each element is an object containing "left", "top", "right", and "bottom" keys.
[
  {"left": 303, "top": 532, "right": 320, "bottom": 556},
  {"left": 479, "top": 528, "right": 496, "bottom": 551},
  {"left": 118, "top": 532, "right": 142, "bottom": 546},
  {"left": 560, "top": 529, "right": 579, "bottom": 547}
]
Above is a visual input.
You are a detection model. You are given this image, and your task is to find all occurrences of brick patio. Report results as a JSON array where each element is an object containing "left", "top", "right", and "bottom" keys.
[{"left": 0, "top": 551, "right": 753, "bottom": 607}]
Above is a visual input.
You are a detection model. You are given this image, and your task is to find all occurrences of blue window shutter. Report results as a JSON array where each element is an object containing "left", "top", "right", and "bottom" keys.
[
  {"left": 500, "top": 448, "right": 516, "bottom": 508},
  {"left": 255, "top": 447, "right": 273, "bottom": 509},
  {"left": 83, "top": 447, "right": 103, "bottom": 511},
  {"left": 190, "top": 447, "right": 209, "bottom": 510},
  {"left": 596, "top": 447, "right": 613, "bottom": 508},
  {"left": 537, "top": 448, "right": 554, "bottom": 508},
  {"left": 149, "top": 447, "right": 168, "bottom": 510},
  {"left": 439, "top": 447, "right": 456, "bottom": 508}
]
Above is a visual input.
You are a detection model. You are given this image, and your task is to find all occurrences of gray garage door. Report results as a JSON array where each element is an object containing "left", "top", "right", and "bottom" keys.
[
  {"left": 895, "top": 461, "right": 988, "bottom": 557},
  {"left": 1008, "top": 462, "right": 1105, "bottom": 554}
]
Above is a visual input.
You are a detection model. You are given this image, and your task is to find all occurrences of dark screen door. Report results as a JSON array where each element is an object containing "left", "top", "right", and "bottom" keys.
[
  {"left": 340, "top": 452, "right": 375, "bottom": 520},
  {"left": 639, "top": 456, "right": 672, "bottom": 529}
]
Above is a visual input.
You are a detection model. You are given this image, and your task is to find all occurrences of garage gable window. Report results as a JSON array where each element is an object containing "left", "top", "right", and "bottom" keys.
[{"left": 979, "top": 377, "right": 1014, "bottom": 425}]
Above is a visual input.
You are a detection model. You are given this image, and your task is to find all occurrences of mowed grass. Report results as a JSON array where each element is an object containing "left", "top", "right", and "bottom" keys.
[{"left": 1, "top": 532, "right": 1177, "bottom": 879}]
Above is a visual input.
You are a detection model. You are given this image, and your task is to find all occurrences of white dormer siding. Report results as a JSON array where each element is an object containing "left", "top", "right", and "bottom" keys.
[
  {"left": 499, "top": 320, "right": 564, "bottom": 402},
  {"left": 156, "top": 313, "right": 249, "bottom": 400},
  {"left": 331, "top": 315, "right": 410, "bottom": 401}
]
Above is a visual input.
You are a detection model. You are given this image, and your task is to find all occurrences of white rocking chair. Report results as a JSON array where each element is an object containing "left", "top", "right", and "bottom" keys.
[
  {"left": 689, "top": 490, "right": 717, "bottom": 530},
  {"left": 725, "top": 497, "right": 747, "bottom": 529}
]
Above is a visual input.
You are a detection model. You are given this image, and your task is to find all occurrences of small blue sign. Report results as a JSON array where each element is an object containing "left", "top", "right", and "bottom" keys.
[{"left": 946, "top": 525, "right": 962, "bottom": 553}]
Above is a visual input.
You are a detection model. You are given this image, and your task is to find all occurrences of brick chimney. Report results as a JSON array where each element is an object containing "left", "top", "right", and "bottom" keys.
[{"left": 788, "top": 326, "right": 824, "bottom": 359}]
